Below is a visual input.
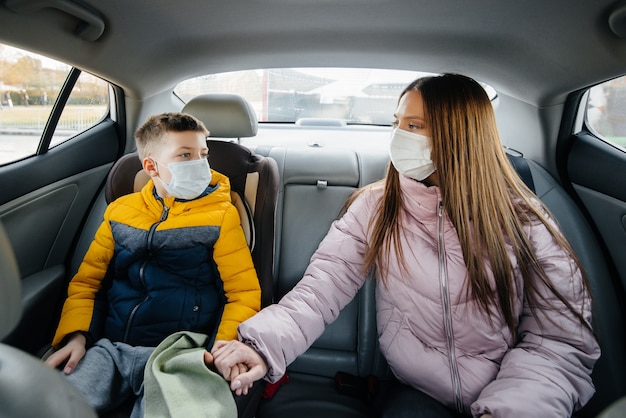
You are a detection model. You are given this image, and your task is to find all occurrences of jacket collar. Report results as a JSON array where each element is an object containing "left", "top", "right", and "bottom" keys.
[
  {"left": 399, "top": 174, "right": 441, "bottom": 223},
  {"left": 141, "top": 169, "right": 232, "bottom": 215}
]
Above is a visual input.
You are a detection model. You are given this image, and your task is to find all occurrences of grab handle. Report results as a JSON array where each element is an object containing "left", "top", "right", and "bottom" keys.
[{"left": 5, "top": 0, "right": 105, "bottom": 41}]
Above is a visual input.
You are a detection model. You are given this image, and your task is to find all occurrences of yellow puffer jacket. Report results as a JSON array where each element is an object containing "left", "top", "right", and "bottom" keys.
[{"left": 52, "top": 170, "right": 260, "bottom": 347}]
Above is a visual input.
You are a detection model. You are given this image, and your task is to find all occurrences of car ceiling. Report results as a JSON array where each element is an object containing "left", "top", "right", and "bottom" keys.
[{"left": 0, "top": 0, "right": 625, "bottom": 106}]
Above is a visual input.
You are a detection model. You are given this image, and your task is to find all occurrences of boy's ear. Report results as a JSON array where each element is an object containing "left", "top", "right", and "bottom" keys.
[{"left": 142, "top": 157, "right": 159, "bottom": 177}]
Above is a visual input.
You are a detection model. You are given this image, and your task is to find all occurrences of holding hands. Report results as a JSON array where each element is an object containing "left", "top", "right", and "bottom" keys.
[{"left": 209, "top": 340, "right": 268, "bottom": 396}]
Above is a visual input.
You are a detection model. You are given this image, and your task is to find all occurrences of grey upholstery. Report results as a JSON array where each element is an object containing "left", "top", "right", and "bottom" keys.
[
  {"left": 0, "top": 220, "right": 97, "bottom": 418},
  {"left": 527, "top": 160, "right": 626, "bottom": 417},
  {"left": 182, "top": 93, "right": 258, "bottom": 139},
  {"left": 256, "top": 147, "right": 386, "bottom": 418},
  {"left": 183, "top": 94, "right": 279, "bottom": 307}
]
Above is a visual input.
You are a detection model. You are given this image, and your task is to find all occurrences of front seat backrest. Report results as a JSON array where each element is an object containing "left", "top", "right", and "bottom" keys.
[{"left": 0, "top": 220, "right": 97, "bottom": 418}]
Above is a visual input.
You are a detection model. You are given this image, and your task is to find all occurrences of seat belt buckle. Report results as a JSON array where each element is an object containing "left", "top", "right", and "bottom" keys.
[{"left": 335, "top": 371, "right": 378, "bottom": 401}]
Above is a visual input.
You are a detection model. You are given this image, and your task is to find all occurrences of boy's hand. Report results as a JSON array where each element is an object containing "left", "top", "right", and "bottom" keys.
[
  {"left": 211, "top": 340, "right": 268, "bottom": 396},
  {"left": 204, "top": 350, "right": 251, "bottom": 395},
  {"left": 44, "top": 333, "right": 87, "bottom": 375}
]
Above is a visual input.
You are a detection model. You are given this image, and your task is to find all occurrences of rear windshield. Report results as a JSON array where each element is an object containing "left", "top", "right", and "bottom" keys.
[{"left": 175, "top": 68, "right": 496, "bottom": 126}]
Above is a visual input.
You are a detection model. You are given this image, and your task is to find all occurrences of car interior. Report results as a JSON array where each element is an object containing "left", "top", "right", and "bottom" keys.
[
  {"left": 1, "top": 0, "right": 625, "bottom": 417},
  {"left": 0, "top": 220, "right": 97, "bottom": 418}
]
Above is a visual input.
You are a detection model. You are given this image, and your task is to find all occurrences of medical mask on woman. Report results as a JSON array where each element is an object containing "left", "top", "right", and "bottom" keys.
[
  {"left": 155, "top": 158, "right": 212, "bottom": 200},
  {"left": 389, "top": 128, "right": 436, "bottom": 181}
]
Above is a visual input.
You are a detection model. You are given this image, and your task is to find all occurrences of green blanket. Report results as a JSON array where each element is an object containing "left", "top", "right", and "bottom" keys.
[{"left": 144, "top": 331, "right": 237, "bottom": 418}]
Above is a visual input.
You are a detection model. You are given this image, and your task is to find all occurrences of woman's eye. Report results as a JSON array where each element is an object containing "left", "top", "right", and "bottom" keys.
[
  {"left": 391, "top": 120, "right": 399, "bottom": 127},
  {"left": 408, "top": 123, "right": 423, "bottom": 130},
  {"left": 180, "top": 153, "right": 191, "bottom": 158}
]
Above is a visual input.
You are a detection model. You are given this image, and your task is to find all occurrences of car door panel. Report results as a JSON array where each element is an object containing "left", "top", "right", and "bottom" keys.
[
  {"left": 0, "top": 164, "right": 112, "bottom": 274},
  {"left": 0, "top": 120, "right": 120, "bottom": 353},
  {"left": 0, "top": 120, "right": 120, "bottom": 204},
  {"left": 2, "top": 266, "right": 66, "bottom": 353},
  {"left": 567, "top": 133, "right": 626, "bottom": 294},
  {"left": 568, "top": 133, "right": 626, "bottom": 201}
]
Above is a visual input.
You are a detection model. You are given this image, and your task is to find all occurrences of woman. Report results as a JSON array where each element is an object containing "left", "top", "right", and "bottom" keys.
[{"left": 210, "top": 74, "right": 600, "bottom": 417}]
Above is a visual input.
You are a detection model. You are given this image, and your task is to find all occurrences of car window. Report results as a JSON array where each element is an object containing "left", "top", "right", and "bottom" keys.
[
  {"left": 50, "top": 72, "right": 109, "bottom": 148},
  {"left": 175, "top": 68, "right": 498, "bottom": 126},
  {"left": 0, "top": 43, "right": 109, "bottom": 165},
  {"left": 585, "top": 75, "right": 626, "bottom": 150},
  {"left": 176, "top": 68, "right": 497, "bottom": 151}
]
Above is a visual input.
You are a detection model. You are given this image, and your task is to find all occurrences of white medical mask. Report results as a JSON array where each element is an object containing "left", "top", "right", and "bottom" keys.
[
  {"left": 389, "top": 128, "right": 436, "bottom": 181},
  {"left": 155, "top": 158, "right": 212, "bottom": 200}
]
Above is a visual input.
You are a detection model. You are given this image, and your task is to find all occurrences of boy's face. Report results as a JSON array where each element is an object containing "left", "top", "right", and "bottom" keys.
[{"left": 142, "top": 130, "right": 209, "bottom": 198}]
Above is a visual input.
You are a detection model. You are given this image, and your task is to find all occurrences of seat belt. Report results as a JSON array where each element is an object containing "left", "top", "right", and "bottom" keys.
[{"left": 506, "top": 152, "right": 535, "bottom": 193}]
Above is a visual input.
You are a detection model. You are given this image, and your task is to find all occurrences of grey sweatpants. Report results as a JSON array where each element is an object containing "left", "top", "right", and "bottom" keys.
[{"left": 65, "top": 338, "right": 155, "bottom": 418}]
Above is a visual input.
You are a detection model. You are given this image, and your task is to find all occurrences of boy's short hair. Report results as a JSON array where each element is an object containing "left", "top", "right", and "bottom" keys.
[{"left": 135, "top": 112, "right": 210, "bottom": 160}]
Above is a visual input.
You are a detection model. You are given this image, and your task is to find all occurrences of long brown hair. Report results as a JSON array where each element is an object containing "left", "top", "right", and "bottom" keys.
[{"left": 356, "top": 73, "right": 592, "bottom": 335}]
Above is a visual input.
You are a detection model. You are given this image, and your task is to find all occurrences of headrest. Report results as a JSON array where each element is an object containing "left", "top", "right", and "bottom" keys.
[
  {"left": 104, "top": 153, "right": 146, "bottom": 204},
  {"left": 0, "top": 220, "right": 22, "bottom": 339},
  {"left": 182, "top": 94, "right": 258, "bottom": 138}
]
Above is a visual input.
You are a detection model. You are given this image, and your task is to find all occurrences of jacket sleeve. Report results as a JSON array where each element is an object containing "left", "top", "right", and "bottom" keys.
[
  {"left": 471, "top": 221, "right": 600, "bottom": 417},
  {"left": 51, "top": 213, "right": 115, "bottom": 347},
  {"left": 213, "top": 204, "right": 261, "bottom": 342},
  {"left": 237, "top": 192, "right": 374, "bottom": 383}
]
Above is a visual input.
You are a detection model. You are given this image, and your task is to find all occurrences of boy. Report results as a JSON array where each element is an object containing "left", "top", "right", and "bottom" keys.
[{"left": 45, "top": 113, "right": 261, "bottom": 416}]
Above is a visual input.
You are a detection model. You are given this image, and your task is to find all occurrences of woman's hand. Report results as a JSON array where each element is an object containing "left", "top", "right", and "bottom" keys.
[
  {"left": 43, "top": 333, "right": 86, "bottom": 375},
  {"left": 211, "top": 340, "right": 269, "bottom": 396}
]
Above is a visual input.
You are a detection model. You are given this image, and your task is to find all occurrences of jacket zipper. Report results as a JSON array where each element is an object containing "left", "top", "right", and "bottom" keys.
[
  {"left": 438, "top": 201, "right": 464, "bottom": 413},
  {"left": 123, "top": 202, "right": 170, "bottom": 342}
]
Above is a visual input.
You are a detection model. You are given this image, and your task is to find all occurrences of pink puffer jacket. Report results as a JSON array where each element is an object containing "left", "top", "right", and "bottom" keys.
[{"left": 238, "top": 175, "right": 600, "bottom": 417}]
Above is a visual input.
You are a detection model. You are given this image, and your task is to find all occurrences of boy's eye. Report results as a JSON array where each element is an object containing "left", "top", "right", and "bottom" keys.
[{"left": 391, "top": 119, "right": 399, "bottom": 127}]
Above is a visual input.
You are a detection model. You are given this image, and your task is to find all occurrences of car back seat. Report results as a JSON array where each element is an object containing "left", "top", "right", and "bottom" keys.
[
  {"left": 186, "top": 94, "right": 281, "bottom": 307},
  {"left": 252, "top": 145, "right": 624, "bottom": 417},
  {"left": 255, "top": 147, "right": 387, "bottom": 418}
]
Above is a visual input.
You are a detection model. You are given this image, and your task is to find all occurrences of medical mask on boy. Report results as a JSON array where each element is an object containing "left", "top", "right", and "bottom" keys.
[
  {"left": 155, "top": 158, "right": 212, "bottom": 200},
  {"left": 389, "top": 128, "right": 436, "bottom": 181}
]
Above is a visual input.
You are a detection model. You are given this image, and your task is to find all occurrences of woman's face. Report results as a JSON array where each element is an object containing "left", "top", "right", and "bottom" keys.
[
  {"left": 393, "top": 90, "right": 430, "bottom": 137},
  {"left": 393, "top": 89, "right": 439, "bottom": 186}
]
